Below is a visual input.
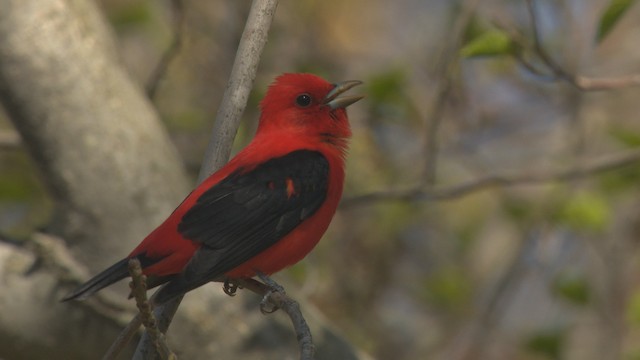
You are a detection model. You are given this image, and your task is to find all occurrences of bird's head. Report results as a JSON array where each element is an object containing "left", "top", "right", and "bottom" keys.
[{"left": 258, "top": 73, "right": 363, "bottom": 142}]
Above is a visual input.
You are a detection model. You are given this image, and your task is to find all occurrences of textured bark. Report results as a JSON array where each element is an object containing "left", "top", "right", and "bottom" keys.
[
  {"left": 0, "top": 1, "right": 363, "bottom": 359},
  {"left": 0, "top": 0, "right": 189, "bottom": 358},
  {"left": 0, "top": 0, "right": 190, "bottom": 270}
]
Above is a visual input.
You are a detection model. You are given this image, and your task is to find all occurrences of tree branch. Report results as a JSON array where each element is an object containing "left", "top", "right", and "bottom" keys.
[
  {"left": 234, "top": 278, "right": 315, "bottom": 360},
  {"left": 421, "top": 0, "right": 480, "bottom": 185},
  {"left": 512, "top": 0, "right": 640, "bottom": 91},
  {"left": 198, "top": 0, "right": 279, "bottom": 180},
  {"left": 342, "top": 148, "right": 640, "bottom": 207},
  {"left": 133, "top": 0, "right": 279, "bottom": 358},
  {"left": 128, "top": 259, "right": 175, "bottom": 360},
  {"left": 146, "top": 0, "right": 186, "bottom": 100}
]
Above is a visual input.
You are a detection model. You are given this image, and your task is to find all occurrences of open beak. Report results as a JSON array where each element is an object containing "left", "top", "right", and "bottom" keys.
[{"left": 323, "top": 80, "right": 364, "bottom": 110}]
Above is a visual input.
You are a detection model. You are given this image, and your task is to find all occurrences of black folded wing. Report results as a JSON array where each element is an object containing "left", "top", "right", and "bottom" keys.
[{"left": 154, "top": 150, "right": 329, "bottom": 304}]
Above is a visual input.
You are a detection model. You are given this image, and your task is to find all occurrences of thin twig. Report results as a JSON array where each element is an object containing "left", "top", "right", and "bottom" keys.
[
  {"left": 446, "top": 230, "right": 539, "bottom": 360},
  {"left": 421, "top": 0, "right": 480, "bottom": 185},
  {"left": 342, "top": 147, "right": 640, "bottom": 207},
  {"left": 146, "top": 0, "right": 185, "bottom": 100},
  {"left": 197, "top": 0, "right": 280, "bottom": 180},
  {"left": 133, "top": 0, "right": 279, "bottom": 358},
  {"left": 234, "top": 278, "right": 315, "bottom": 360},
  {"left": 128, "top": 259, "right": 175, "bottom": 360},
  {"left": 28, "top": 232, "right": 133, "bottom": 318},
  {"left": 513, "top": 0, "right": 640, "bottom": 91}
]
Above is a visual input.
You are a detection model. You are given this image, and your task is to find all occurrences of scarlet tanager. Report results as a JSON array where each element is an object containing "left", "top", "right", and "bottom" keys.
[{"left": 62, "top": 73, "right": 362, "bottom": 305}]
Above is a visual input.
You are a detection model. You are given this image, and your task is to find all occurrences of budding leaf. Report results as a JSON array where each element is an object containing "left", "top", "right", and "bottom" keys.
[
  {"left": 460, "top": 29, "right": 515, "bottom": 58},
  {"left": 596, "top": 0, "right": 638, "bottom": 43}
]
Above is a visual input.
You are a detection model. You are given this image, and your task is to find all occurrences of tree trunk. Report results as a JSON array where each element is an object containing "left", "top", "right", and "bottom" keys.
[
  {"left": 0, "top": 0, "right": 190, "bottom": 270},
  {"left": 0, "top": 1, "right": 363, "bottom": 359}
]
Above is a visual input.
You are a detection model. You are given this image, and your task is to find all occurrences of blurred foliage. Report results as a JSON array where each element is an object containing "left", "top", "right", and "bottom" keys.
[
  {"left": 420, "top": 265, "right": 472, "bottom": 313},
  {"left": 553, "top": 191, "right": 611, "bottom": 233},
  {"left": 3, "top": 0, "right": 640, "bottom": 359},
  {"left": 596, "top": 0, "right": 638, "bottom": 43},
  {"left": 608, "top": 126, "right": 640, "bottom": 148},
  {"left": 627, "top": 291, "right": 640, "bottom": 327},
  {"left": 551, "top": 274, "right": 591, "bottom": 306},
  {"left": 524, "top": 328, "right": 565, "bottom": 360},
  {"left": 366, "top": 68, "right": 407, "bottom": 108},
  {"left": 0, "top": 150, "right": 51, "bottom": 237},
  {"left": 106, "top": 1, "right": 153, "bottom": 29},
  {"left": 460, "top": 28, "right": 517, "bottom": 58}
]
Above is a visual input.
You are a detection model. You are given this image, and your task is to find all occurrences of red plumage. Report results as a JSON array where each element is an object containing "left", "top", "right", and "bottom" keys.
[{"left": 62, "top": 73, "right": 362, "bottom": 305}]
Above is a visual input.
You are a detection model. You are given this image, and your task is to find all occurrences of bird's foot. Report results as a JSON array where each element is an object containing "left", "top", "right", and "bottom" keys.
[{"left": 223, "top": 278, "right": 239, "bottom": 296}]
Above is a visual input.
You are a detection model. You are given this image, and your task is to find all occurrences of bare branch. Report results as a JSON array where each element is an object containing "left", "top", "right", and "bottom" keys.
[
  {"left": 128, "top": 259, "right": 176, "bottom": 360},
  {"left": 421, "top": 0, "right": 480, "bottom": 185},
  {"left": 516, "top": 0, "right": 640, "bottom": 91},
  {"left": 146, "top": 0, "right": 185, "bottom": 100},
  {"left": 29, "top": 232, "right": 133, "bottom": 319},
  {"left": 198, "top": 0, "right": 280, "bottom": 180},
  {"left": 234, "top": 278, "right": 315, "bottom": 360},
  {"left": 134, "top": 0, "right": 279, "bottom": 358},
  {"left": 445, "top": 231, "right": 539, "bottom": 360},
  {"left": 342, "top": 148, "right": 640, "bottom": 207}
]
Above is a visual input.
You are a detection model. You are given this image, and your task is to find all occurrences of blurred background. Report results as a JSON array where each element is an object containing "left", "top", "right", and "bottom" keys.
[{"left": 2, "top": 0, "right": 640, "bottom": 359}]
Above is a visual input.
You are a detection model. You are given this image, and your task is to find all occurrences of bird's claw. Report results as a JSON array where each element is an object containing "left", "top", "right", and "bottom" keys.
[
  {"left": 223, "top": 278, "right": 238, "bottom": 296},
  {"left": 255, "top": 270, "right": 284, "bottom": 314},
  {"left": 260, "top": 291, "right": 280, "bottom": 314}
]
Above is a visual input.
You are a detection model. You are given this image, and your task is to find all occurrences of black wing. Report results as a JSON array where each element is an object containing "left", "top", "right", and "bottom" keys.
[{"left": 153, "top": 150, "right": 329, "bottom": 304}]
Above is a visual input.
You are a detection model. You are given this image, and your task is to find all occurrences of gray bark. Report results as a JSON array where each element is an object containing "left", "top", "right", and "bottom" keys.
[
  {"left": 0, "top": 0, "right": 190, "bottom": 270},
  {"left": 0, "top": 0, "right": 364, "bottom": 359},
  {"left": 0, "top": 0, "right": 189, "bottom": 358}
]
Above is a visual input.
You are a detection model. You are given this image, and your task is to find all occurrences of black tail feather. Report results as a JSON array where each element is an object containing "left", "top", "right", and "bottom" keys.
[
  {"left": 151, "top": 276, "right": 194, "bottom": 305},
  {"left": 61, "top": 258, "right": 130, "bottom": 301}
]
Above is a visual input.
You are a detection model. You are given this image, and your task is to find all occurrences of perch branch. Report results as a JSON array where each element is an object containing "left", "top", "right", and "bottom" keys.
[
  {"left": 134, "top": 0, "right": 279, "bottom": 358},
  {"left": 233, "top": 277, "right": 315, "bottom": 360},
  {"left": 128, "top": 259, "right": 175, "bottom": 360}
]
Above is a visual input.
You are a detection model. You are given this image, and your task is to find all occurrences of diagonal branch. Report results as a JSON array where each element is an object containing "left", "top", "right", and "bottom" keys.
[
  {"left": 234, "top": 278, "right": 314, "bottom": 360},
  {"left": 514, "top": 0, "right": 640, "bottom": 91},
  {"left": 421, "top": 0, "right": 480, "bottom": 185},
  {"left": 146, "top": 0, "right": 186, "bottom": 100},
  {"left": 133, "top": 0, "right": 279, "bottom": 358},
  {"left": 342, "top": 148, "right": 640, "bottom": 207},
  {"left": 128, "top": 259, "right": 176, "bottom": 360}
]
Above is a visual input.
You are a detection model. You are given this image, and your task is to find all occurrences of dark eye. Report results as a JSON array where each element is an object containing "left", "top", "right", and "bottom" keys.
[{"left": 295, "top": 93, "right": 312, "bottom": 108}]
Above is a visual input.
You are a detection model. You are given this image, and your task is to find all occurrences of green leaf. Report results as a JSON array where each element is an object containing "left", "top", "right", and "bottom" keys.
[
  {"left": 421, "top": 266, "right": 471, "bottom": 313},
  {"left": 460, "top": 29, "right": 515, "bottom": 58},
  {"left": 551, "top": 275, "right": 590, "bottom": 306},
  {"left": 108, "top": 2, "right": 153, "bottom": 29},
  {"left": 596, "top": 0, "right": 638, "bottom": 43},
  {"left": 524, "top": 329, "right": 565, "bottom": 360},
  {"left": 462, "top": 14, "right": 488, "bottom": 44},
  {"left": 366, "top": 68, "right": 406, "bottom": 104},
  {"left": 608, "top": 126, "right": 640, "bottom": 148},
  {"left": 598, "top": 165, "right": 640, "bottom": 195},
  {"left": 626, "top": 290, "right": 640, "bottom": 326},
  {"left": 554, "top": 192, "right": 610, "bottom": 232}
]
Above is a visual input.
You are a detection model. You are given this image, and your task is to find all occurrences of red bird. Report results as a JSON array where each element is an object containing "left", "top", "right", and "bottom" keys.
[{"left": 63, "top": 73, "right": 362, "bottom": 305}]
